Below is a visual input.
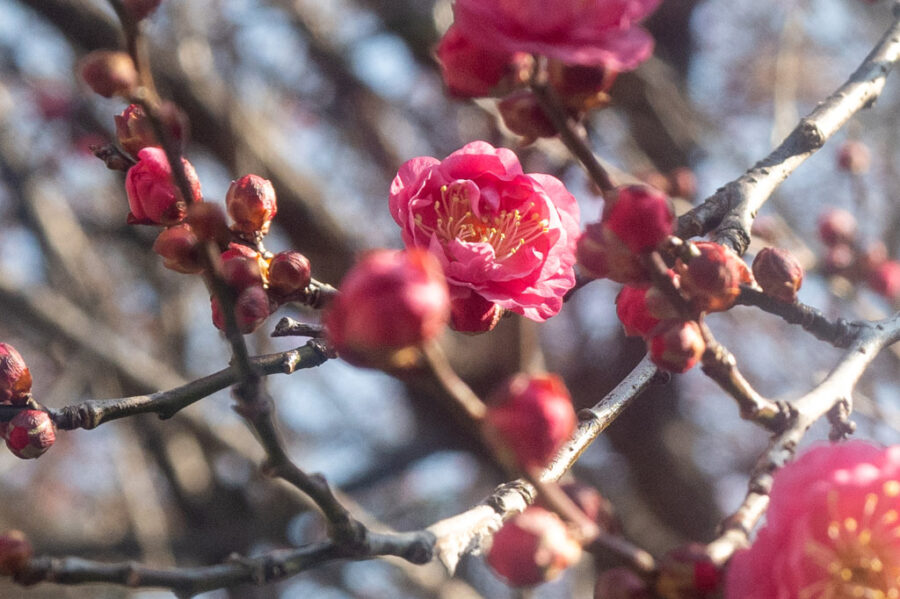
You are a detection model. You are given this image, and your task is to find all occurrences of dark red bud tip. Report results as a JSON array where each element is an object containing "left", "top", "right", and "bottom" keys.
[
  {"left": 752, "top": 247, "right": 803, "bottom": 303},
  {"left": 5, "top": 410, "right": 55, "bottom": 460},
  {"left": 486, "top": 506, "right": 582, "bottom": 587},
  {"left": 0, "top": 343, "right": 32, "bottom": 405},
  {"left": 0, "top": 531, "right": 32, "bottom": 576},
  {"left": 79, "top": 51, "right": 137, "bottom": 99},
  {"left": 484, "top": 373, "right": 576, "bottom": 470}
]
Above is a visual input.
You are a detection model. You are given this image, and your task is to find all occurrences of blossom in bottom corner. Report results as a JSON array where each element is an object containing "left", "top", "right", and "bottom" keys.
[
  {"left": 389, "top": 141, "right": 580, "bottom": 331},
  {"left": 725, "top": 441, "right": 900, "bottom": 599}
]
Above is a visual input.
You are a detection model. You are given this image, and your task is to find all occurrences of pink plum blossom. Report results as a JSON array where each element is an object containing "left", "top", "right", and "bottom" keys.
[
  {"left": 451, "top": 0, "right": 659, "bottom": 71},
  {"left": 389, "top": 141, "right": 579, "bottom": 330},
  {"left": 726, "top": 442, "right": 900, "bottom": 599}
]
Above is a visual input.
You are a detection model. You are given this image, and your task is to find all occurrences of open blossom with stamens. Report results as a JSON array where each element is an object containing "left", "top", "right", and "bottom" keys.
[
  {"left": 390, "top": 141, "right": 579, "bottom": 331},
  {"left": 726, "top": 442, "right": 900, "bottom": 599}
]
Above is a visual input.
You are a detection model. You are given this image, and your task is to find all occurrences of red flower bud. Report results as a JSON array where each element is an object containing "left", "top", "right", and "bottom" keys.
[
  {"left": 125, "top": 147, "right": 202, "bottom": 225},
  {"left": 484, "top": 373, "right": 577, "bottom": 470},
  {"left": 152, "top": 224, "right": 203, "bottom": 274},
  {"left": 220, "top": 244, "right": 265, "bottom": 291},
  {"left": 210, "top": 285, "right": 272, "bottom": 334},
  {"left": 115, "top": 102, "right": 187, "bottom": 157},
  {"left": 594, "top": 568, "right": 652, "bottom": 599},
  {"left": 5, "top": 410, "right": 55, "bottom": 460},
  {"left": 0, "top": 531, "right": 32, "bottom": 576},
  {"left": 616, "top": 272, "right": 680, "bottom": 338},
  {"left": 603, "top": 185, "right": 675, "bottom": 254},
  {"left": 268, "top": 251, "right": 311, "bottom": 298},
  {"left": 449, "top": 289, "right": 504, "bottom": 334},
  {"left": 186, "top": 202, "right": 230, "bottom": 247},
  {"left": 752, "top": 247, "right": 803, "bottom": 303},
  {"left": 577, "top": 223, "right": 647, "bottom": 284},
  {"left": 648, "top": 320, "right": 705, "bottom": 374},
  {"left": 868, "top": 260, "right": 900, "bottom": 302},
  {"left": 818, "top": 208, "right": 857, "bottom": 247},
  {"left": 837, "top": 140, "right": 870, "bottom": 174},
  {"left": 677, "top": 241, "right": 751, "bottom": 312},
  {"left": 78, "top": 51, "right": 137, "bottom": 98},
  {"left": 226, "top": 175, "right": 278, "bottom": 236},
  {"left": 487, "top": 506, "right": 582, "bottom": 587},
  {"left": 123, "top": 0, "right": 162, "bottom": 21},
  {"left": 861, "top": 240, "right": 888, "bottom": 273},
  {"left": 436, "top": 25, "right": 512, "bottom": 98},
  {"left": 0, "top": 344, "right": 32, "bottom": 405},
  {"left": 498, "top": 91, "right": 557, "bottom": 141},
  {"left": 324, "top": 249, "right": 451, "bottom": 369},
  {"left": 656, "top": 543, "right": 721, "bottom": 599}
]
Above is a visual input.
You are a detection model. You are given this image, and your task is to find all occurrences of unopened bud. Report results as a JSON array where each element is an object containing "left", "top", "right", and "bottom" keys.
[
  {"left": 547, "top": 60, "right": 616, "bottom": 113},
  {"left": 577, "top": 223, "right": 647, "bottom": 284},
  {"left": 186, "top": 202, "right": 230, "bottom": 247},
  {"left": 648, "top": 320, "right": 705, "bottom": 373},
  {"left": 268, "top": 251, "right": 311, "bottom": 298},
  {"left": 450, "top": 290, "right": 504, "bottom": 333},
  {"left": 125, "top": 147, "right": 202, "bottom": 226},
  {"left": 752, "top": 247, "right": 803, "bottom": 303},
  {"left": 0, "top": 531, "right": 32, "bottom": 576},
  {"left": 868, "top": 260, "right": 900, "bottom": 302},
  {"left": 226, "top": 175, "right": 278, "bottom": 236},
  {"left": 484, "top": 373, "right": 577, "bottom": 470},
  {"left": 603, "top": 185, "right": 675, "bottom": 254},
  {"left": 0, "top": 344, "right": 32, "bottom": 405},
  {"left": 818, "top": 208, "right": 857, "bottom": 247},
  {"left": 837, "top": 140, "right": 870, "bottom": 175},
  {"left": 152, "top": 224, "right": 202, "bottom": 274},
  {"left": 5, "top": 410, "right": 55, "bottom": 460},
  {"left": 115, "top": 102, "right": 187, "bottom": 157},
  {"left": 211, "top": 285, "right": 272, "bottom": 334},
  {"left": 487, "top": 506, "right": 582, "bottom": 587},
  {"left": 79, "top": 51, "right": 137, "bottom": 98},
  {"left": 220, "top": 244, "right": 265, "bottom": 291},
  {"left": 677, "top": 242, "right": 751, "bottom": 312}
]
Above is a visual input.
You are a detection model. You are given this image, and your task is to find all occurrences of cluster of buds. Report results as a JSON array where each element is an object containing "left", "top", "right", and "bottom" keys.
[
  {"left": 324, "top": 249, "right": 450, "bottom": 369},
  {"left": 577, "top": 185, "right": 746, "bottom": 373},
  {"left": 817, "top": 208, "right": 900, "bottom": 303},
  {"left": 0, "top": 344, "right": 55, "bottom": 460}
]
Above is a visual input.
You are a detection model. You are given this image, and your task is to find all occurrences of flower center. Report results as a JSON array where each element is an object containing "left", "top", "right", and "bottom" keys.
[
  {"left": 414, "top": 181, "right": 549, "bottom": 260},
  {"left": 801, "top": 483, "right": 900, "bottom": 599}
]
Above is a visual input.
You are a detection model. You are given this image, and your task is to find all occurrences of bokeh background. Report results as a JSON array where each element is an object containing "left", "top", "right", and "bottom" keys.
[{"left": 0, "top": 0, "right": 898, "bottom": 597}]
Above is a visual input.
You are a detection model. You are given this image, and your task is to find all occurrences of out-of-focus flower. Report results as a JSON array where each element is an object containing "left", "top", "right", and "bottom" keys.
[
  {"left": 390, "top": 142, "right": 579, "bottom": 329},
  {"left": 818, "top": 208, "right": 857, "bottom": 247},
  {"left": 152, "top": 224, "right": 203, "bottom": 274},
  {"left": 484, "top": 373, "right": 577, "bottom": 470},
  {"left": 79, "top": 51, "right": 137, "bottom": 98},
  {"left": 125, "top": 147, "right": 201, "bottom": 225},
  {"left": 324, "top": 249, "right": 451, "bottom": 368},
  {"left": 726, "top": 442, "right": 900, "bottom": 599},
  {"left": 452, "top": 0, "right": 659, "bottom": 71},
  {"left": 837, "top": 140, "right": 871, "bottom": 175},
  {"left": 436, "top": 25, "right": 514, "bottom": 98},
  {"left": 868, "top": 260, "right": 900, "bottom": 302},
  {"left": 0, "top": 531, "right": 32, "bottom": 576},
  {"left": 487, "top": 506, "right": 582, "bottom": 587}
]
